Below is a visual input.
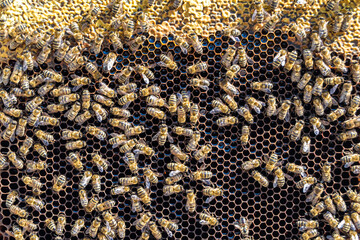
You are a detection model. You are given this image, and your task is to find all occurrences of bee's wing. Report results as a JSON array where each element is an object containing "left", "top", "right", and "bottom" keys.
[
  {"left": 141, "top": 74, "right": 149, "bottom": 84},
  {"left": 167, "top": 134, "right": 174, "bottom": 143},
  {"left": 152, "top": 132, "right": 160, "bottom": 141}
]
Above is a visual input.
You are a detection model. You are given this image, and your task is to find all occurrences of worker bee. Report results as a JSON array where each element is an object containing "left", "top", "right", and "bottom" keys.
[
  {"left": 92, "top": 102, "right": 108, "bottom": 122},
  {"left": 277, "top": 100, "right": 291, "bottom": 121},
  {"left": 163, "top": 184, "right": 184, "bottom": 196},
  {"left": 55, "top": 41, "right": 70, "bottom": 62},
  {"left": 0, "top": 152, "right": 8, "bottom": 170},
  {"left": 342, "top": 117, "right": 360, "bottom": 130},
  {"left": 78, "top": 171, "right": 92, "bottom": 189},
  {"left": 332, "top": 56, "right": 348, "bottom": 74},
  {"left": 337, "top": 129, "right": 357, "bottom": 142},
  {"left": 10, "top": 205, "right": 29, "bottom": 218},
  {"left": 152, "top": 124, "right": 173, "bottom": 146},
  {"left": 292, "top": 96, "right": 304, "bottom": 117},
  {"left": 273, "top": 49, "right": 287, "bottom": 68},
  {"left": 284, "top": 50, "right": 297, "bottom": 72},
  {"left": 137, "top": 86, "right": 159, "bottom": 98},
  {"left": 326, "top": 0, "right": 340, "bottom": 11},
  {"left": 176, "top": 105, "right": 186, "bottom": 124},
  {"left": 324, "top": 211, "right": 340, "bottom": 230},
  {"left": 8, "top": 151, "right": 23, "bottom": 169},
  {"left": 74, "top": 110, "right": 92, "bottom": 125},
  {"left": 186, "top": 131, "right": 201, "bottom": 152},
  {"left": 263, "top": 152, "right": 280, "bottom": 173},
  {"left": 91, "top": 174, "right": 102, "bottom": 193},
  {"left": 86, "top": 126, "right": 107, "bottom": 140},
  {"left": 185, "top": 30, "right": 203, "bottom": 54},
  {"left": 310, "top": 32, "right": 322, "bottom": 52},
  {"left": 9, "top": 34, "right": 25, "bottom": 50},
  {"left": 306, "top": 183, "right": 324, "bottom": 205},
  {"left": 264, "top": 95, "right": 277, "bottom": 117},
  {"left": 16, "top": 218, "right": 37, "bottom": 232},
  {"left": 3, "top": 107, "right": 22, "bottom": 118},
  {"left": 338, "top": 82, "right": 353, "bottom": 106},
  {"left": 22, "top": 175, "right": 43, "bottom": 192},
  {"left": 118, "top": 93, "right": 137, "bottom": 108},
  {"left": 342, "top": 152, "right": 360, "bottom": 168},
  {"left": 332, "top": 192, "right": 347, "bottom": 212},
  {"left": 85, "top": 196, "right": 99, "bottom": 213},
  {"left": 37, "top": 45, "right": 51, "bottom": 65},
  {"left": 134, "top": 65, "right": 154, "bottom": 84},
  {"left": 346, "top": 188, "right": 360, "bottom": 203},
  {"left": 34, "top": 129, "right": 55, "bottom": 146},
  {"left": 114, "top": 68, "right": 134, "bottom": 86},
  {"left": 134, "top": 212, "right": 153, "bottom": 231},
  {"left": 37, "top": 82, "right": 55, "bottom": 97},
  {"left": 158, "top": 218, "right": 178, "bottom": 237},
  {"left": 170, "top": 144, "right": 189, "bottom": 162},
  {"left": 165, "top": 173, "right": 184, "bottom": 185},
  {"left": 199, "top": 210, "right": 219, "bottom": 227},
  {"left": 203, "top": 185, "right": 224, "bottom": 203},
  {"left": 352, "top": 202, "right": 360, "bottom": 215},
  {"left": 238, "top": 125, "right": 250, "bottom": 145},
  {"left": 225, "top": 65, "right": 242, "bottom": 81},
  {"left": 317, "top": 17, "right": 329, "bottom": 39},
  {"left": 47, "top": 104, "right": 68, "bottom": 113},
  {"left": 119, "top": 176, "right": 140, "bottom": 186},
  {"left": 319, "top": 161, "right": 332, "bottom": 183},
  {"left": 59, "top": 93, "right": 80, "bottom": 105},
  {"left": 137, "top": 186, "right": 151, "bottom": 206},
  {"left": 320, "top": 194, "right": 336, "bottom": 216},
  {"left": 301, "top": 136, "right": 311, "bottom": 154},
  {"left": 288, "top": 120, "right": 304, "bottom": 141},
  {"left": 194, "top": 144, "right": 212, "bottom": 163},
  {"left": 250, "top": 80, "right": 273, "bottom": 93},
  {"left": 90, "top": 33, "right": 104, "bottom": 55},
  {"left": 79, "top": 189, "right": 88, "bottom": 208},
  {"left": 71, "top": 219, "right": 85, "bottom": 237},
  {"left": 70, "top": 75, "right": 91, "bottom": 91},
  {"left": 221, "top": 46, "right": 237, "bottom": 68},
  {"left": 219, "top": 79, "right": 239, "bottom": 96},
  {"left": 119, "top": 139, "right": 138, "bottom": 153},
  {"left": 263, "top": 12, "right": 281, "bottom": 32},
  {"left": 85, "top": 62, "right": 102, "bottom": 80},
  {"left": 187, "top": 62, "right": 208, "bottom": 74},
  {"left": 130, "top": 193, "right": 143, "bottom": 213},
  {"left": 19, "top": 136, "right": 34, "bottom": 157},
  {"left": 338, "top": 214, "right": 355, "bottom": 234},
  {"left": 25, "top": 196, "right": 44, "bottom": 212},
  {"left": 210, "top": 98, "right": 230, "bottom": 114},
  {"left": 111, "top": 185, "right": 131, "bottom": 195},
  {"left": 146, "top": 107, "right": 166, "bottom": 120},
  {"left": 25, "top": 96, "right": 43, "bottom": 113},
  {"left": 246, "top": 96, "right": 265, "bottom": 114},
  {"left": 53, "top": 175, "right": 67, "bottom": 193},
  {"left": 123, "top": 152, "right": 139, "bottom": 175},
  {"left": 115, "top": 218, "right": 126, "bottom": 239},
  {"left": 286, "top": 163, "right": 306, "bottom": 177},
  {"left": 167, "top": 160, "right": 190, "bottom": 177},
  {"left": 0, "top": 66, "right": 11, "bottom": 85},
  {"left": 63, "top": 102, "right": 81, "bottom": 121},
  {"left": 241, "top": 159, "right": 261, "bottom": 171},
  {"left": 216, "top": 116, "right": 238, "bottom": 127},
  {"left": 310, "top": 201, "right": 326, "bottom": 217},
  {"left": 44, "top": 218, "right": 57, "bottom": 233},
  {"left": 310, "top": 116, "right": 329, "bottom": 135},
  {"left": 117, "top": 83, "right": 137, "bottom": 96},
  {"left": 5, "top": 191, "right": 19, "bottom": 208},
  {"left": 1, "top": 120, "right": 16, "bottom": 142},
  {"left": 315, "top": 59, "right": 332, "bottom": 77},
  {"left": 68, "top": 55, "right": 87, "bottom": 72},
  {"left": 185, "top": 189, "right": 196, "bottom": 213},
  {"left": 327, "top": 107, "right": 346, "bottom": 122},
  {"left": 295, "top": 176, "right": 317, "bottom": 193},
  {"left": 350, "top": 62, "right": 360, "bottom": 84},
  {"left": 66, "top": 152, "right": 83, "bottom": 171},
  {"left": 97, "top": 199, "right": 116, "bottom": 212},
  {"left": 300, "top": 49, "right": 313, "bottom": 71},
  {"left": 135, "top": 140, "right": 155, "bottom": 157},
  {"left": 108, "top": 133, "right": 128, "bottom": 148},
  {"left": 107, "top": 31, "right": 123, "bottom": 51},
  {"left": 297, "top": 72, "right": 312, "bottom": 90},
  {"left": 33, "top": 143, "right": 47, "bottom": 158},
  {"left": 173, "top": 34, "right": 190, "bottom": 54},
  {"left": 312, "top": 78, "right": 324, "bottom": 98},
  {"left": 341, "top": 10, "right": 353, "bottom": 32},
  {"left": 143, "top": 167, "right": 162, "bottom": 188},
  {"left": 91, "top": 153, "right": 109, "bottom": 173},
  {"left": 252, "top": 0, "right": 269, "bottom": 25},
  {"left": 145, "top": 95, "right": 166, "bottom": 108},
  {"left": 128, "top": 35, "right": 146, "bottom": 53},
  {"left": 0, "top": 111, "right": 11, "bottom": 127},
  {"left": 110, "top": 107, "right": 131, "bottom": 118},
  {"left": 102, "top": 211, "right": 117, "bottom": 230},
  {"left": 50, "top": 86, "right": 71, "bottom": 98},
  {"left": 351, "top": 212, "right": 360, "bottom": 231},
  {"left": 85, "top": 217, "right": 101, "bottom": 238},
  {"left": 189, "top": 77, "right": 210, "bottom": 90},
  {"left": 101, "top": 52, "right": 117, "bottom": 73},
  {"left": 235, "top": 217, "right": 253, "bottom": 239},
  {"left": 333, "top": 12, "right": 344, "bottom": 33}
]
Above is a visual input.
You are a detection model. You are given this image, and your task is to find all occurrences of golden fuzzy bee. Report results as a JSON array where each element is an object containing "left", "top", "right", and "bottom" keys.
[
  {"left": 332, "top": 192, "right": 347, "bottom": 212},
  {"left": 252, "top": 0, "right": 269, "bottom": 24},
  {"left": 85, "top": 196, "right": 99, "bottom": 213},
  {"left": 240, "top": 125, "right": 250, "bottom": 145},
  {"left": 135, "top": 140, "right": 155, "bottom": 157},
  {"left": 143, "top": 167, "right": 162, "bottom": 187},
  {"left": 91, "top": 174, "right": 102, "bottom": 193},
  {"left": 131, "top": 193, "right": 142, "bottom": 213},
  {"left": 167, "top": 161, "right": 190, "bottom": 177},
  {"left": 114, "top": 66, "right": 134, "bottom": 84},
  {"left": 297, "top": 72, "right": 311, "bottom": 90},
  {"left": 85, "top": 217, "right": 101, "bottom": 238},
  {"left": 241, "top": 159, "right": 261, "bottom": 171},
  {"left": 189, "top": 77, "right": 210, "bottom": 90},
  {"left": 62, "top": 129, "right": 82, "bottom": 141},
  {"left": 92, "top": 102, "right": 108, "bottom": 122},
  {"left": 273, "top": 49, "right": 287, "bottom": 68},
  {"left": 70, "top": 75, "right": 91, "bottom": 91},
  {"left": 165, "top": 173, "right": 184, "bottom": 185},
  {"left": 119, "top": 139, "right": 138, "bottom": 153},
  {"left": 67, "top": 152, "right": 83, "bottom": 171},
  {"left": 263, "top": 152, "right": 280, "bottom": 173},
  {"left": 186, "top": 30, "right": 203, "bottom": 54},
  {"left": 313, "top": 98, "right": 324, "bottom": 116},
  {"left": 22, "top": 175, "right": 43, "bottom": 190},
  {"left": 85, "top": 62, "right": 102, "bottom": 80},
  {"left": 173, "top": 34, "right": 190, "bottom": 54},
  {"left": 25, "top": 196, "right": 44, "bottom": 211},
  {"left": 339, "top": 82, "right": 352, "bottom": 105},
  {"left": 152, "top": 124, "right": 173, "bottom": 146},
  {"left": 251, "top": 80, "right": 273, "bottom": 93},
  {"left": 86, "top": 126, "right": 107, "bottom": 140},
  {"left": 309, "top": 201, "right": 326, "bottom": 217},
  {"left": 211, "top": 98, "right": 230, "bottom": 114},
  {"left": 305, "top": 183, "right": 324, "bottom": 205},
  {"left": 199, "top": 210, "right": 219, "bottom": 227},
  {"left": 225, "top": 65, "right": 242, "bottom": 81},
  {"left": 123, "top": 152, "right": 139, "bottom": 175},
  {"left": 219, "top": 79, "right": 239, "bottom": 96},
  {"left": 53, "top": 175, "right": 67, "bottom": 193},
  {"left": 158, "top": 218, "right": 179, "bottom": 237},
  {"left": 79, "top": 189, "right": 88, "bottom": 208},
  {"left": 277, "top": 100, "right": 291, "bottom": 121},
  {"left": 10, "top": 205, "right": 29, "bottom": 218},
  {"left": 37, "top": 45, "right": 51, "bottom": 65},
  {"left": 337, "top": 129, "right": 357, "bottom": 142},
  {"left": 118, "top": 93, "right": 138, "bottom": 108},
  {"left": 34, "top": 143, "right": 47, "bottom": 158},
  {"left": 221, "top": 45, "right": 237, "bottom": 68},
  {"left": 203, "top": 185, "right": 224, "bottom": 203},
  {"left": 288, "top": 120, "right": 304, "bottom": 141},
  {"left": 342, "top": 152, "right": 360, "bottom": 168},
  {"left": 110, "top": 107, "right": 131, "bottom": 118},
  {"left": 0, "top": 66, "right": 11, "bottom": 85},
  {"left": 2, "top": 120, "right": 16, "bottom": 141},
  {"left": 139, "top": 85, "right": 160, "bottom": 98},
  {"left": 191, "top": 165, "right": 213, "bottom": 185},
  {"left": 284, "top": 50, "right": 297, "bottom": 72},
  {"left": 292, "top": 96, "right": 303, "bottom": 117},
  {"left": 25, "top": 96, "right": 43, "bottom": 113},
  {"left": 146, "top": 107, "right": 166, "bottom": 120},
  {"left": 137, "top": 186, "right": 151, "bottom": 205},
  {"left": 94, "top": 94, "right": 114, "bottom": 107},
  {"left": 304, "top": 84, "right": 313, "bottom": 104},
  {"left": 111, "top": 185, "right": 131, "bottom": 196},
  {"left": 348, "top": 95, "right": 360, "bottom": 116},
  {"left": 34, "top": 129, "right": 54, "bottom": 146},
  {"left": 286, "top": 163, "right": 306, "bottom": 177},
  {"left": 91, "top": 153, "right": 109, "bottom": 173},
  {"left": 47, "top": 104, "right": 68, "bottom": 113},
  {"left": 8, "top": 151, "right": 24, "bottom": 169},
  {"left": 71, "top": 219, "right": 85, "bottom": 237},
  {"left": 50, "top": 86, "right": 71, "bottom": 98},
  {"left": 135, "top": 212, "right": 152, "bottom": 231},
  {"left": 0, "top": 152, "right": 8, "bottom": 170},
  {"left": 300, "top": 136, "right": 311, "bottom": 155},
  {"left": 134, "top": 65, "right": 154, "bottom": 84},
  {"left": 6, "top": 191, "right": 18, "bottom": 208},
  {"left": 186, "top": 189, "right": 196, "bottom": 213},
  {"left": 119, "top": 176, "right": 140, "bottom": 186},
  {"left": 163, "top": 184, "right": 184, "bottom": 196},
  {"left": 315, "top": 59, "right": 331, "bottom": 77},
  {"left": 246, "top": 97, "right": 265, "bottom": 114},
  {"left": 327, "top": 107, "right": 346, "bottom": 122},
  {"left": 158, "top": 53, "right": 177, "bottom": 70},
  {"left": 351, "top": 165, "right": 360, "bottom": 174},
  {"left": 17, "top": 218, "right": 37, "bottom": 232},
  {"left": 146, "top": 95, "right": 166, "bottom": 107},
  {"left": 310, "top": 117, "right": 329, "bottom": 135},
  {"left": 186, "top": 131, "right": 201, "bottom": 152},
  {"left": 187, "top": 62, "right": 208, "bottom": 74},
  {"left": 194, "top": 144, "right": 212, "bottom": 163},
  {"left": 296, "top": 219, "right": 319, "bottom": 231},
  {"left": 38, "top": 82, "right": 55, "bottom": 96},
  {"left": 78, "top": 171, "right": 92, "bottom": 189},
  {"left": 103, "top": 211, "right": 117, "bottom": 229},
  {"left": 116, "top": 218, "right": 126, "bottom": 239},
  {"left": 97, "top": 199, "right": 116, "bottom": 212},
  {"left": 216, "top": 116, "right": 238, "bottom": 127},
  {"left": 19, "top": 136, "right": 33, "bottom": 157},
  {"left": 170, "top": 144, "right": 189, "bottom": 162},
  {"left": 75, "top": 110, "right": 92, "bottom": 125},
  {"left": 117, "top": 83, "right": 137, "bottom": 95},
  {"left": 59, "top": 93, "right": 80, "bottom": 105}
]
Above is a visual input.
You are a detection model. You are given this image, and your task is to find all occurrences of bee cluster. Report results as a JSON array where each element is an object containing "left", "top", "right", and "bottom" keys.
[{"left": 0, "top": 0, "right": 359, "bottom": 239}]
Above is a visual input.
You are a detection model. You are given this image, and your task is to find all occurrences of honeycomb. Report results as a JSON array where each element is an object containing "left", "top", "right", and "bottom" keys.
[{"left": 0, "top": 15, "right": 359, "bottom": 240}]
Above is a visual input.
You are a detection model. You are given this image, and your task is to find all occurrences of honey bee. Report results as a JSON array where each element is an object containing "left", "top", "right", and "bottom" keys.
[
  {"left": 37, "top": 82, "right": 55, "bottom": 97},
  {"left": 310, "top": 32, "right": 322, "bottom": 52},
  {"left": 119, "top": 139, "right": 138, "bottom": 153},
  {"left": 312, "top": 78, "right": 324, "bottom": 98},
  {"left": 103, "top": 211, "right": 117, "bottom": 229},
  {"left": 110, "top": 107, "right": 131, "bottom": 118},
  {"left": 10, "top": 205, "right": 29, "bottom": 218},
  {"left": 342, "top": 152, "right": 360, "bottom": 168},
  {"left": 119, "top": 176, "right": 140, "bottom": 186},
  {"left": 116, "top": 217, "right": 126, "bottom": 239},
  {"left": 8, "top": 151, "right": 23, "bottom": 169},
  {"left": 128, "top": 35, "right": 146, "bottom": 53},
  {"left": 63, "top": 102, "right": 81, "bottom": 121},
  {"left": 252, "top": 0, "right": 269, "bottom": 25},
  {"left": 25, "top": 196, "right": 44, "bottom": 211},
  {"left": 33, "top": 143, "right": 47, "bottom": 158},
  {"left": 91, "top": 174, "right": 102, "bottom": 193},
  {"left": 339, "top": 82, "right": 352, "bottom": 105},
  {"left": 85, "top": 62, "right": 102, "bottom": 80},
  {"left": 263, "top": 12, "right": 281, "bottom": 32},
  {"left": 187, "top": 62, "right": 208, "bottom": 75},
  {"left": 351, "top": 212, "right": 360, "bottom": 231},
  {"left": 146, "top": 221, "right": 161, "bottom": 240},
  {"left": 68, "top": 55, "right": 87, "bottom": 72},
  {"left": 37, "top": 45, "right": 51, "bottom": 65},
  {"left": 91, "top": 153, "right": 109, "bottom": 173},
  {"left": 219, "top": 79, "right": 240, "bottom": 96},
  {"left": 284, "top": 50, "right": 297, "bottom": 72},
  {"left": 50, "top": 86, "right": 71, "bottom": 98},
  {"left": 0, "top": 111, "right": 11, "bottom": 127},
  {"left": 273, "top": 49, "right": 287, "bottom": 68},
  {"left": 117, "top": 83, "right": 137, "bottom": 96},
  {"left": 47, "top": 104, "right": 68, "bottom": 113},
  {"left": 143, "top": 167, "right": 162, "bottom": 188},
  {"left": 346, "top": 188, "right": 360, "bottom": 203},
  {"left": 3, "top": 107, "right": 21, "bottom": 118},
  {"left": 246, "top": 97, "right": 265, "bottom": 114},
  {"left": 114, "top": 68, "right": 134, "bottom": 85},
  {"left": 108, "top": 31, "right": 123, "bottom": 51},
  {"left": 297, "top": 72, "right": 312, "bottom": 90},
  {"left": 85, "top": 217, "right": 101, "bottom": 238},
  {"left": 225, "top": 64, "right": 243, "bottom": 81},
  {"left": 19, "top": 136, "right": 33, "bottom": 157},
  {"left": 306, "top": 183, "right": 324, "bottom": 205},
  {"left": 0, "top": 66, "right": 11, "bottom": 85},
  {"left": 170, "top": 144, "right": 189, "bottom": 162},
  {"left": 75, "top": 111, "right": 92, "bottom": 125},
  {"left": 17, "top": 218, "right": 37, "bottom": 232},
  {"left": 152, "top": 124, "right": 173, "bottom": 146},
  {"left": 173, "top": 34, "right": 190, "bottom": 54},
  {"left": 167, "top": 160, "right": 190, "bottom": 177},
  {"left": 310, "top": 117, "right": 329, "bottom": 135},
  {"left": 327, "top": 107, "right": 346, "bottom": 122},
  {"left": 297, "top": 219, "right": 319, "bottom": 232},
  {"left": 146, "top": 107, "right": 166, "bottom": 120},
  {"left": 300, "top": 136, "right": 311, "bottom": 154},
  {"left": 332, "top": 192, "right": 347, "bottom": 212},
  {"left": 352, "top": 202, "right": 360, "bottom": 215},
  {"left": 86, "top": 126, "right": 107, "bottom": 140},
  {"left": 53, "top": 175, "right": 66, "bottom": 193},
  {"left": 210, "top": 98, "right": 230, "bottom": 115},
  {"left": 203, "top": 185, "right": 224, "bottom": 203},
  {"left": 221, "top": 46, "right": 237, "bottom": 68},
  {"left": 277, "top": 100, "right": 291, "bottom": 121},
  {"left": 186, "top": 131, "right": 201, "bottom": 152},
  {"left": 111, "top": 185, "right": 131, "bottom": 195},
  {"left": 291, "top": 96, "right": 303, "bottom": 117},
  {"left": 131, "top": 194, "right": 142, "bottom": 213},
  {"left": 134, "top": 65, "right": 154, "bottom": 84},
  {"left": 235, "top": 217, "right": 253, "bottom": 239},
  {"left": 199, "top": 210, "right": 219, "bottom": 227},
  {"left": 326, "top": 0, "right": 340, "bottom": 11},
  {"left": 34, "top": 129, "right": 55, "bottom": 146},
  {"left": 101, "top": 52, "right": 117, "bottom": 73},
  {"left": 310, "top": 201, "right": 326, "bottom": 217},
  {"left": 251, "top": 170, "right": 269, "bottom": 187},
  {"left": 97, "top": 199, "right": 116, "bottom": 212},
  {"left": 67, "top": 152, "right": 83, "bottom": 171},
  {"left": 286, "top": 163, "right": 307, "bottom": 177},
  {"left": 342, "top": 117, "right": 360, "bottom": 130},
  {"left": 288, "top": 120, "right": 304, "bottom": 141},
  {"left": 341, "top": 11, "right": 354, "bottom": 32},
  {"left": 295, "top": 176, "right": 317, "bottom": 193},
  {"left": 351, "top": 62, "right": 360, "bottom": 84},
  {"left": 123, "top": 152, "right": 139, "bottom": 175},
  {"left": 135, "top": 212, "right": 152, "bottom": 231},
  {"left": 0, "top": 152, "right": 8, "bottom": 170},
  {"left": 55, "top": 214, "right": 66, "bottom": 235},
  {"left": 6, "top": 191, "right": 18, "bottom": 208},
  {"left": 165, "top": 173, "right": 184, "bottom": 185},
  {"left": 135, "top": 140, "right": 155, "bottom": 157},
  {"left": 55, "top": 41, "right": 70, "bottom": 62},
  {"left": 158, "top": 218, "right": 178, "bottom": 237},
  {"left": 79, "top": 189, "right": 88, "bottom": 208},
  {"left": 63, "top": 45, "right": 81, "bottom": 65},
  {"left": 189, "top": 77, "right": 210, "bottom": 91},
  {"left": 45, "top": 218, "right": 56, "bottom": 232},
  {"left": 85, "top": 196, "right": 99, "bottom": 213},
  {"left": 145, "top": 95, "right": 165, "bottom": 108},
  {"left": 274, "top": 166, "right": 290, "bottom": 188},
  {"left": 25, "top": 96, "right": 43, "bottom": 113},
  {"left": 241, "top": 159, "right": 261, "bottom": 171},
  {"left": 118, "top": 93, "right": 137, "bottom": 108},
  {"left": 263, "top": 152, "right": 280, "bottom": 173},
  {"left": 9, "top": 34, "right": 25, "bottom": 50},
  {"left": 108, "top": 133, "right": 128, "bottom": 148},
  {"left": 251, "top": 80, "right": 273, "bottom": 93},
  {"left": 137, "top": 187, "right": 151, "bottom": 206},
  {"left": 70, "top": 75, "right": 91, "bottom": 91},
  {"left": 315, "top": 59, "right": 331, "bottom": 77},
  {"left": 176, "top": 105, "right": 186, "bottom": 124},
  {"left": 77, "top": 171, "right": 92, "bottom": 190},
  {"left": 163, "top": 184, "right": 184, "bottom": 196},
  {"left": 92, "top": 102, "right": 108, "bottom": 122},
  {"left": 337, "top": 129, "right": 357, "bottom": 142},
  {"left": 90, "top": 33, "right": 104, "bottom": 55},
  {"left": 71, "top": 219, "right": 85, "bottom": 237},
  {"left": 338, "top": 214, "right": 355, "bottom": 234},
  {"left": 194, "top": 144, "right": 212, "bottom": 163},
  {"left": 59, "top": 93, "right": 80, "bottom": 105},
  {"left": 333, "top": 12, "right": 344, "bottom": 33},
  {"left": 317, "top": 17, "right": 329, "bottom": 39}
]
